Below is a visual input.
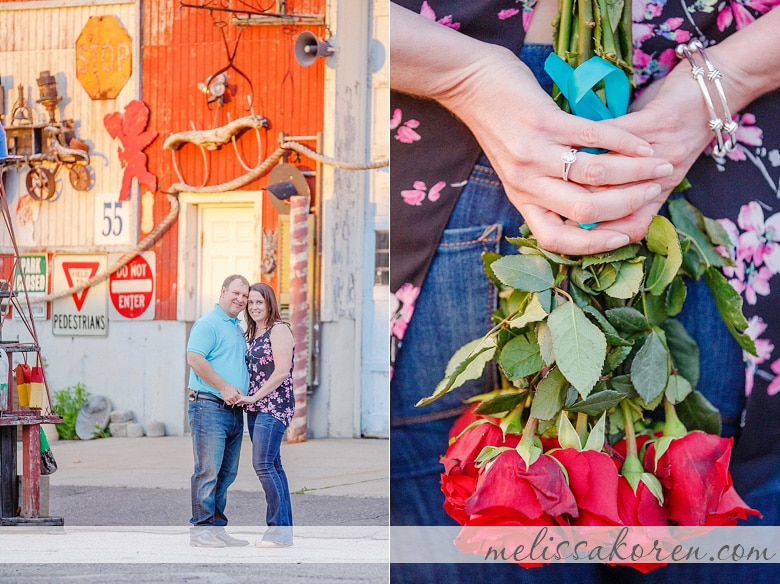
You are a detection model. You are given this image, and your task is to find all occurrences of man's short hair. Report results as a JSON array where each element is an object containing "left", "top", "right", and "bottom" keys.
[{"left": 221, "top": 274, "right": 250, "bottom": 290}]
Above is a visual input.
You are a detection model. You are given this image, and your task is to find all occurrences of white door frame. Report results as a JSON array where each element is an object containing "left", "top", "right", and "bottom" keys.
[{"left": 176, "top": 191, "right": 264, "bottom": 322}]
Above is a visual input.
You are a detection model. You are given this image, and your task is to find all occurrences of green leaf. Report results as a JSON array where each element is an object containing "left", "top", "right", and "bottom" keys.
[
  {"left": 536, "top": 322, "right": 556, "bottom": 366},
  {"left": 665, "top": 373, "right": 693, "bottom": 404},
  {"left": 571, "top": 266, "right": 597, "bottom": 295},
  {"left": 474, "top": 445, "right": 513, "bottom": 466},
  {"left": 608, "top": 374, "right": 633, "bottom": 395},
  {"left": 645, "top": 215, "right": 683, "bottom": 295},
  {"left": 661, "top": 318, "right": 700, "bottom": 387},
  {"left": 566, "top": 389, "right": 625, "bottom": 416},
  {"left": 500, "top": 405, "right": 526, "bottom": 437},
  {"left": 491, "top": 254, "right": 555, "bottom": 292},
  {"left": 668, "top": 197, "right": 728, "bottom": 270},
  {"left": 583, "top": 412, "right": 607, "bottom": 451},
  {"left": 604, "top": 260, "right": 644, "bottom": 299},
  {"left": 640, "top": 472, "right": 665, "bottom": 505},
  {"left": 473, "top": 392, "right": 528, "bottom": 416},
  {"left": 582, "top": 305, "right": 633, "bottom": 347},
  {"left": 703, "top": 266, "right": 757, "bottom": 356},
  {"left": 591, "top": 264, "right": 618, "bottom": 291},
  {"left": 581, "top": 244, "right": 641, "bottom": 267},
  {"left": 652, "top": 436, "right": 675, "bottom": 471},
  {"left": 643, "top": 292, "right": 668, "bottom": 326},
  {"left": 516, "top": 440, "right": 543, "bottom": 470},
  {"left": 498, "top": 332, "right": 544, "bottom": 381},
  {"left": 629, "top": 330, "right": 669, "bottom": 405},
  {"left": 506, "top": 294, "right": 549, "bottom": 329},
  {"left": 666, "top": 276, "right": 687, "bottom": 317},
  {"left": 605, "top": 306, "right": 649, "bottom": 334},
  {"left": 482, "top": 251, "right": 504, "bottom": 288},
  {"left": 530, "top": 368, "right": 568, "bottom": 421},
  {"left": 548, "top": 301, "right": 607, "bottom": 398},
  {"left": 417, "top": 336, "right": 497, "bottom": 406},
  {"left": 604, "top": 345, "right": 632, "bottom": 374},
  {"left": 703, "top": 216, "right": 733, "bottom": 250},
  {"left": 676, "top": 390, "right": 722, "bottom": 435},
  {"left": 510, "top": 237, "right": 580, "bottom": 266},
  {"left": 557, "top": 412, "right": 583, "bottom": 450}
]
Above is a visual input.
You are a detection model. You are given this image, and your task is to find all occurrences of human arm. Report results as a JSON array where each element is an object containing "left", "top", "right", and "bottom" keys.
[
  {"left": 187, "top": 351, "right": 244, "bottom": 405},
  {"left": 235, "top": 325, "right": 295, "bottom": 405},
  {"left": 605, "top": 7, "right": 780, "bottom": 235},
  {"left": 391, "top": 3, "right": 675, "bottom": 254}
]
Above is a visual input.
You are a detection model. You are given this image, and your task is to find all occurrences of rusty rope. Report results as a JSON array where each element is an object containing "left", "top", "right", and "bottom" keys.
[
  {"left": 33, "top": 141, "right": 387, "bottom": 302},
  {"left": 30, "top": 194, "right": 180, "bottom": 303}
]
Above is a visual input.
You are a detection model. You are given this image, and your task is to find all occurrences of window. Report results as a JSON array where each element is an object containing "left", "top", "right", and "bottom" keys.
[{"left": 374, "top": 230, "right": 389, "bottom": 286}]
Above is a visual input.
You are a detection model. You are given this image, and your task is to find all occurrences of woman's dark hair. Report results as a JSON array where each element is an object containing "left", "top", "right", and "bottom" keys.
[{"left": 244, "top": 282, "right": 283, "bottom": 342}]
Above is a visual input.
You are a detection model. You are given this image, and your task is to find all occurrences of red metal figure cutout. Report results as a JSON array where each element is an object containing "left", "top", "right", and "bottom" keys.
[{"left": 104, "top": 100, "right": 158, "bottom": 201}]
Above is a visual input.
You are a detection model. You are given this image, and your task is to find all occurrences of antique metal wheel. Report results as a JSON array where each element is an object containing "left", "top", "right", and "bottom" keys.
[
  {"left": 25, "top": 167, "right": 56, "bottom": 201},
  {"left": 68, "top": 164, "right": 92, "bottom": 191}
]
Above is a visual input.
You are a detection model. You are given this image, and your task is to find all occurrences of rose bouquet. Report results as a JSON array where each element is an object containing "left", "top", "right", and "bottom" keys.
[{"left": 418, "top": 0, "right": 761, "bottom": 572}]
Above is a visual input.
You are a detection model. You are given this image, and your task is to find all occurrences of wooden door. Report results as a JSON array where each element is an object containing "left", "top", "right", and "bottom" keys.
[{"left": 198, "top": 204, "right": 254, "bottom": 318}]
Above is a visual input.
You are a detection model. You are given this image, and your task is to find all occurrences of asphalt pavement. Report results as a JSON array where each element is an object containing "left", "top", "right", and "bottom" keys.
[{"left": 0, "top": 434, "right": 390, "bottom": 583}]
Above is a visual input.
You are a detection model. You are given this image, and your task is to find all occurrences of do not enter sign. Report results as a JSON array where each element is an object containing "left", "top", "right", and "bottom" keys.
[{"left": 109, "top": 253, "right": 155, "bottom": 320}]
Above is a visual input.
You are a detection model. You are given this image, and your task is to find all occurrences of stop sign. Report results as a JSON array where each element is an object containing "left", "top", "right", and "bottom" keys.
[
  {"left": 76, "top": 16, "right": 133, "bottom": 100},
  {"left": 109, "top": 254, "right": 154, "bottom": 319}
]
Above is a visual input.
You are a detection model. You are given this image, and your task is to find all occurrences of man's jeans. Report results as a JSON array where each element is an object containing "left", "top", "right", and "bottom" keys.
[
  {"left": 189, "top": 399, "right": 244, "bottom": 526},
  {"left": 247, "top": 411, "right": 293, "bottom": 544}
]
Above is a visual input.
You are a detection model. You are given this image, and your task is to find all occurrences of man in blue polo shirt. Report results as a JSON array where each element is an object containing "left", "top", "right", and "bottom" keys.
[{"left": 186, "top": 274, "right": 250, "bottom": 548}]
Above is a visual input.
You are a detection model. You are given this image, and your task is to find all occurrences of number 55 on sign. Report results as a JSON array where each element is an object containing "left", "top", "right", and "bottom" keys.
[{"left": 94, "top": 192, "right": 135, "bottom": 245}]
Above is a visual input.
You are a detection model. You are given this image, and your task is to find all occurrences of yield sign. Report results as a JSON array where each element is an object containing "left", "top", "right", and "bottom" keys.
[{"left": 62, "top": 261, "right": 100, "bottom": 310}]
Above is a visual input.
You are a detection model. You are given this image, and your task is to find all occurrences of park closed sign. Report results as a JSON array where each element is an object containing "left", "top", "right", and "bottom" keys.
[
  {"left": 52, "top": 254, "right": 108, "bottom": 336},
  {"left": 14, "top": 254, "right": 48, "bottom": 320}
]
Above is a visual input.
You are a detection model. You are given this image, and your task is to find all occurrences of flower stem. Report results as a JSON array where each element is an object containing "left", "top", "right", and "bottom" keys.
[
  {"left": 557, "top": 0, "right": 574, "bottom": 58},
  {"left": 522, "top": 415, "right": 539, "bottom": 444},
  {"left": 663, "top": 398, "right": 688, "bottom": 438},
  {"left": 620, "top": 400, "right": 638, "bottom": 459}
]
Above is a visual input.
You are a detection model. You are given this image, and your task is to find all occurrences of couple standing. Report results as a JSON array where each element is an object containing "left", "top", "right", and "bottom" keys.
[{"left": 186, "top": 274, "right": 295, "bottom": 549}]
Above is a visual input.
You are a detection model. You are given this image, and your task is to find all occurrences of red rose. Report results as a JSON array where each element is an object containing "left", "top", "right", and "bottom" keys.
[
  {"left": 454, "top": 450, "right": 577, "bottom": 567},
  {"left": 647, "top": 431, "right": 760, "bottom": 526},
  {"left": 616, "top": 476, "right": 667, "bottom": 527},
  {"left": 464, "top": 450, "right": 578, "bottom": 526},
  {"left": 440, "top": 409, "right": 520, "bottom": 525},
  {"left": 548, "top": 449, "right": 622, "bottom": 526}
]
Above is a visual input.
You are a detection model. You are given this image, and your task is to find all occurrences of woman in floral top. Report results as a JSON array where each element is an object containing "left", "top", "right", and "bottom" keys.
[
  {"left": 391, "top": 1, "right": 780, "bottom": 582},
  {"left": 237, "top": 282, "right": 295, "bottom": 547}
]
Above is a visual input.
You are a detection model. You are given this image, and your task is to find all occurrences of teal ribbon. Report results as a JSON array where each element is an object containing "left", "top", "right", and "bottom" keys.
[{"left": 544, "top": 54, "right": 630, "bottom": 229}]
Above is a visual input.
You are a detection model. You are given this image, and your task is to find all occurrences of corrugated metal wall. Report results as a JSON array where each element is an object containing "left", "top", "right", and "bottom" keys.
[
  {"left": 0, "top": 0, "right": 326, "bottom": 320},
  {"left": 0, "top": 1, "right": 140, "bottom": 248},
  {"left": 142, "top": 0, "right": 326, "bottom": 319}
]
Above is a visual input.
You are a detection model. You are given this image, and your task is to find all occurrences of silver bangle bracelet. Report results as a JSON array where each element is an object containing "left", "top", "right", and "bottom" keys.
[{"left": 675, "top": 40, "right": 736, "bottom": 157}]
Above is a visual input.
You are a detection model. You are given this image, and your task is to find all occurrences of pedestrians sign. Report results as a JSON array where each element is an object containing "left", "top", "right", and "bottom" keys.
[
  {"left": 109, "top": 252, "right": 155, "bottom": 320},
  {"left": 52, "top": 254, "right": 108, "bottom": 336}
]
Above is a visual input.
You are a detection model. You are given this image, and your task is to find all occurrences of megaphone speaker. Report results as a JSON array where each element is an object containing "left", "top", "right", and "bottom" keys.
[{"left": 294, "top": 31, "right": 335, "bottom": 67}]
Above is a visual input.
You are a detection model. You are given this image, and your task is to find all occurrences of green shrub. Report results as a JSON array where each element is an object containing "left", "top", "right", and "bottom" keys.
[{"left": 51, "top": 383, "right": 90, "bottom": 440}]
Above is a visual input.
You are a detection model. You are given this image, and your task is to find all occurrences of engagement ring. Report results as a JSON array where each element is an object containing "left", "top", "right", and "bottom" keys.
[{"left": 561, "top": 148, "right": 577, "bottom": 182}]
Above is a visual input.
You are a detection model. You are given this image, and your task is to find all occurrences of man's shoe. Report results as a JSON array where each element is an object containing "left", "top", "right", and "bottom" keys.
[
  {"left": 212, "top": 526, "right": 249, "bottom": 547},
  {"left": 255, "top": 539, "right": 293, "bottom": 548},
  {"left": 189, "top": 527, "right": 226, "bottom": 548}
]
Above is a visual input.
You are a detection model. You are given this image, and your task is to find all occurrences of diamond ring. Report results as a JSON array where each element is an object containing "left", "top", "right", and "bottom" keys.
[{"left": 561, "top": 148, "right": 577, "bottom": 182}]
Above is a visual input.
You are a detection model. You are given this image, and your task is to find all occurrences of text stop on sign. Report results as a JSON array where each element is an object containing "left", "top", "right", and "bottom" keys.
[{"left": 109, "top": 253, "right": 155, "bottom": 320}]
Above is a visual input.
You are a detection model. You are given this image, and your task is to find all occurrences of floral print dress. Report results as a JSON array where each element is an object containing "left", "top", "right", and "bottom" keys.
[
  {"left": 245, "top": 322, "right": 295, "bottom": 427},
  {"left": 391, "top": 0, "right": 780, "bottom": 510}
]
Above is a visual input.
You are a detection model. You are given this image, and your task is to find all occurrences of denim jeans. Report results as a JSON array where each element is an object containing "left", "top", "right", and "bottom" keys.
[
  {"left": 247, "top": 411, "right": 293, "bottom": 544},
  {"left": 188, "top": 399, "right": 244, "bottom": 526}
]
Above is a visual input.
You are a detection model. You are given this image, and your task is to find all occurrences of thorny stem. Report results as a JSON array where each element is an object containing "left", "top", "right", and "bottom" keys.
[
  {"left": 620, "top": 399, "right": 638, "bottom": 459},
  {"left": 522, "top": 415, "right": 539, "bottom": 445}
]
